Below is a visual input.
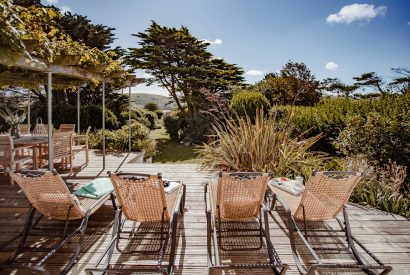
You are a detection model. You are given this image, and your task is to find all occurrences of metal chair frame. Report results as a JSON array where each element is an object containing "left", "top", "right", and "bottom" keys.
[
  {"left": 1, "top": 170, "right": 116, "bottom": 275},
  {"left": 205, "top": 172, "right": 288, "bottom": 274},
  {"left": 269, "top": 171, "right": 392, "bottom": 275},
  {"left": 86, "top": 172, "right": 186, "bottom": 275}
]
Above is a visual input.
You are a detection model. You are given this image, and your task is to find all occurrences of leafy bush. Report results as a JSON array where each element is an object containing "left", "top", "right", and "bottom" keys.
[
  {"left": 119, "top": 110, "right": 151, "bottom": 129},
  {"left": 163, "top": 112, "right": 181, "bottom": 141},
  {"left": 231, "top": 90, "right": 270, "bottom": 121},
  {"left": 143, "top": 111, "right": 158, "bottom": 130},
  {"left": 277, "top": 93, "right": 410, "bottom": 157},
  {"left": 197, "top": 110, "right": 328, "bottom": 179},
  {"left": 88, "top": 121, "right": 156, "bottom": 158},
  {"left": 155, "top": 109, "right": 164, "bottom": 120},
  {"left": 144, "top": 102, "right": 159, "bottom": 112},
  {"left": 346, "top": 158, "right": 409, "bottom": 217},
  {"left": 334, "top": 112, "right": 410, "bottom": 167}
]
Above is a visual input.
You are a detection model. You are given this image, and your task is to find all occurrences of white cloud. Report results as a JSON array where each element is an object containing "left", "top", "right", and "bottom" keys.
[
  {"left": 325, "top": 62, "right": 339, "bottom": 71},
  {"left": 44, "top": 0, "right": 58, "bottom": 4},
  {"left": 408, "top": 21, "right": 410, "bottom": 26},
  {"left": 202, "top": 39, "right": 222, "bottom": 45},
  {"left": 60, "top": 5, "right": 72, "bottom": 14},
  {"left": 326, "top": 4, "right": 387, "bottom": 24},
  {"left": 245, "top": 69, "right": 264, "bottom": 76},
  {"left": 142, "top": 73, "right": 154, "bottom": 78}
]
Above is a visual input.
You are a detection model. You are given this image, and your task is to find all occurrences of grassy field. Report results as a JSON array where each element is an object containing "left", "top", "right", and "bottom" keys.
[
  {"left": 150, "top": 128, "right": 198, "bottom": 163},
  {"left": 131, "top": 93, "right": 176, "bottom": 110}
]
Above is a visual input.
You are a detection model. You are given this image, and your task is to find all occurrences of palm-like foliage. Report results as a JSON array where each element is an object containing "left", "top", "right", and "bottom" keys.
[
  {"left": 197, "top": 110, "right": 327, "bottom": 178},
  {"left": 0, "top": 107, "right": 26, "bottom": 126}
]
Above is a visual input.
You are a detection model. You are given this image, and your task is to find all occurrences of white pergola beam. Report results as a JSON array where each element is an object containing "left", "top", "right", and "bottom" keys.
[{"left": 0, "top": 51, "right": 113, "bottom": 83}]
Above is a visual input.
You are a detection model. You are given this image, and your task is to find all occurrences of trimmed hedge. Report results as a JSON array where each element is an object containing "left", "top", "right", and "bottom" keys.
[
  {"left": 231, "top": 90, "right": 270, "bottom": 121},
  {"left": 276, "top": 93, "right": 410, "bottom": 167}
]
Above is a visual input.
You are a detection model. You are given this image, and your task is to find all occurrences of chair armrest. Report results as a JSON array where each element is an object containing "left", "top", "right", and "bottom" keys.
[
  {"left": 173, "top": 188, "right": 184, "bottom": 216},
  {"left": 74, "top": 134, "right": 87, "bottom": 140},
  {"left": 81, "top": 192, "right": 113, "bottom": 213},
  {"left": 205, "top": 183, "right": 212, "bottom": 214}
]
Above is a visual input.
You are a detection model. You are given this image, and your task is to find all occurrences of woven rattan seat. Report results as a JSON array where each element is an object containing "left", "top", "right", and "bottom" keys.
[
  {"left": 3, "top": 170, "right": 115, "bottom": 274},
  {"left": 86, "top": 172, "right": 186, "bottom": 275},
  {"left": 205, "top": 172, "right": 288, "bottom": 274},
  {"left": 269, "top": 171, "right": 392, "bottom": 274}
]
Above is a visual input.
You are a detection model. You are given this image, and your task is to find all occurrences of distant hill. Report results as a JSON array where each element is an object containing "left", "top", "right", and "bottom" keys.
[{"left": 130, "top": 93, "right": 176, "bottom": 111}]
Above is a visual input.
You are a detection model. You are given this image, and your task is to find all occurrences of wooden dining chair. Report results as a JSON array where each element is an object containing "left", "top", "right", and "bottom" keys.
[
  {"left": 40, "top": 132, "right": 73, "bottom": 173},
  {"left": 17, "top": 124, "right": 30, "bottom": 136},
  {"left": 72, "top": 126, "right": 91, "bottom": 165},
  {"left": 59, "top": 124, "right": 76, "bottom": 133},
  {"left": 0, "top": 135, "right": 32, "bottom": 184}
]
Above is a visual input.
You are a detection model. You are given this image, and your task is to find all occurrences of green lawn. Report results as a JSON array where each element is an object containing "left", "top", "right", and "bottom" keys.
[{"left": 150, "top": 128, "right": 198, "bottom": 163}]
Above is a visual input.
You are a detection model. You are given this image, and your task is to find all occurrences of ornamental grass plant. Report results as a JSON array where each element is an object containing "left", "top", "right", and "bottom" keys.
[{"left": 197, "top": 109, "right": 328, "bottom": 179}]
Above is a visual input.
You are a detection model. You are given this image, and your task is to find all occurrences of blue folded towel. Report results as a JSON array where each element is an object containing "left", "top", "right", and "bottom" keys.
[{"left": 74, "top": 178, "right": 113, "bottom": 199}]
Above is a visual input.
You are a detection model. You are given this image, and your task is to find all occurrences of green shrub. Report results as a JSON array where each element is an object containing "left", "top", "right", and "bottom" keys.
[
  {"left": 88, "top": 121, "right": 156, "bottom": 158},
  {"left": 197, "top": 110, "right": 328, "bottom": 179},
  {"left": 119, "top": 110, "right": 151, "bottom": 129},
  {"left": 277, "top": 93, "right": 410, "bottom": 157},
  {"left": 155, "top": 109, "right": 164, "bottom": 120},
  {"left": 144, "top": 111, "right": 158, "bottom": 130},
  {"left": 184, "top": 113, "right": 213, "bottom": 143},
  {"left": 231, "top": 90, "right": 270, "bottom": 121},
  {"left": 163, "top": 112, "right": 180, "bottom": 141},
  {"left": 334, "top": 112, "right": 410, "bottom": 167},
  {"left": 144, "top": 102, "right": 159, "bottom": 112}
]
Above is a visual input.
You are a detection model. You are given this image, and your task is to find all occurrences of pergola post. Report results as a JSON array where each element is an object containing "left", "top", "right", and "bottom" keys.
[
  {"left": 27, "top": 89, "right": 31, "bottom": 126},
  {"left": 77, "top": 87, "right": 81, "bottom": 134},
  {"left": 128, "top": 85, "right": 132, "bottom": 153},
  {"left": 102, "top": 82, "right": 106, "bottom": 169},
  {"left": 47, "top": 72, "right": 53, "bottom": 171}
]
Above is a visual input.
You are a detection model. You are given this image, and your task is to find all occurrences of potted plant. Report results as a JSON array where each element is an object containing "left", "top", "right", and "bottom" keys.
[{"left": 0, "top": 107, "right": 27, "bottom": 138}]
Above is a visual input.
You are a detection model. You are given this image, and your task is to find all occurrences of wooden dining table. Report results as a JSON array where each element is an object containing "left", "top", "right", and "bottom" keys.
[{"left": 14, "top": 136, "right": 49, "bottom": 170}]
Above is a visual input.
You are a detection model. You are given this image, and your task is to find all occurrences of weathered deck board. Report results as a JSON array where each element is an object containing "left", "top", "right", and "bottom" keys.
[{"left": 0, "top": 151, "right": 409, "bottom": 275}]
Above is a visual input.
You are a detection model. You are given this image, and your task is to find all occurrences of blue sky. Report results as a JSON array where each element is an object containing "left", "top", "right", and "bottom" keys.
[{"left": 43, "top": 0, "right": 410, "bottom": 95}]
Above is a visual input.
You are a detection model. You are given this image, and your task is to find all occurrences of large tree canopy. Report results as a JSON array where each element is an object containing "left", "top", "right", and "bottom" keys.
[
  {"left": 320, "top": 78, "right": 357, "bottom": 98},
  {"left": 254, "top": 61, "right": 320, "bottom": 106},
  {"left": 57, "top": 12, "right": 116, "bottom": 51},
  {"left": 126, "top": 21, "right": 244, "bottom": 120}
]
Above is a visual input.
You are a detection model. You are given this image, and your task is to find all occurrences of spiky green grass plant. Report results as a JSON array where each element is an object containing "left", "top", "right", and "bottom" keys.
[{"left": 197, "top": 110, "right": 327, "bottom": 179}]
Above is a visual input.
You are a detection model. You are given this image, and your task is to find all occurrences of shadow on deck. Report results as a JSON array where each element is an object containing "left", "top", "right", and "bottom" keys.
[{"left": 0, "top": 151, "right": 409, "bottom": 274}]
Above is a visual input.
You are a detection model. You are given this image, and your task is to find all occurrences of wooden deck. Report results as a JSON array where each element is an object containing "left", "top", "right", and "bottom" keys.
[{"left": 0, "top": 151, "right": 409, "bottom": 274}]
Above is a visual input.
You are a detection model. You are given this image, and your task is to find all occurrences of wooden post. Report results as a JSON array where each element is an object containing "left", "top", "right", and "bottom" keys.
[
  {"left": 47, "top": 72, "right": 53, "bottom": 171},
  {"left": 102, "top": 82, "right": 106, "bottom": 170},
  {"left": 129, "top": 85, "right": 132, "bottom": 153},
  {"left": 77, "top": 87, "right": 81, "bottom": 134},
  {"left": 27, "top": 90, "right": 31, "bottom": 126}
]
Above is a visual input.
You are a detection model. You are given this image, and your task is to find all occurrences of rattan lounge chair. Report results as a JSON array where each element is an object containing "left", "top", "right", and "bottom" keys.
[
  {"left": 1, "top": 170, "right": 116, "bottom": 274},
  {"left": 85, "top": 172, "right": 186, "bottom": 275},
  {"left": 204, "top": 172, "right": 288, "bottom": 274},
  {"left": 269, "top": 171, "right": 392, "bottom": 275}
]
